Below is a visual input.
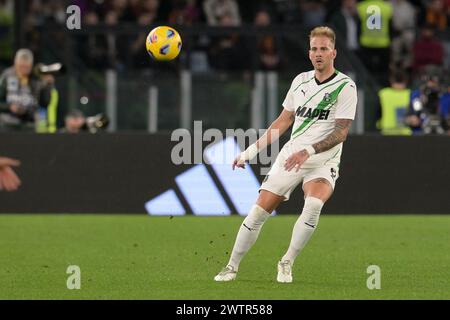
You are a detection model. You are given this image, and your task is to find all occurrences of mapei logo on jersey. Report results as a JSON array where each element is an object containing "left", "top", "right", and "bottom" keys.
[
  {"left": 295, "top": 106, "right": 331, "bottom": 120},
  {"left": 295, "top": 92, "right": 334, "bottom": 120}
]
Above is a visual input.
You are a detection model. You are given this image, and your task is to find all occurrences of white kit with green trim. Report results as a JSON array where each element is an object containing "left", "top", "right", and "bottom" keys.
[{"left": 282, "top": 69, "right": 358, "bottom": 168}]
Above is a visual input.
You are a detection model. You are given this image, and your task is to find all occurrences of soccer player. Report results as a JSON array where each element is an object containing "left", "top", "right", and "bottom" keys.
[
  {"left": 214, "top": 26, "right": 357, "bottom": 283},
  {"left": 0, "top": 157, "right": 21, "bottom": 191}
]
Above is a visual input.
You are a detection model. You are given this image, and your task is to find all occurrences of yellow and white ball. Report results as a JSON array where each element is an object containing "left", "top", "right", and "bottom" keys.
[{"left": 146, "top": 26, "right": 182, "bottom": 61}]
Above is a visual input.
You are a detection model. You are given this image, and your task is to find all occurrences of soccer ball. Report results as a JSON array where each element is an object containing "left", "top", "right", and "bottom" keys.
[{"left": 146, "top": 26, "right": 182, "bottom": 61}]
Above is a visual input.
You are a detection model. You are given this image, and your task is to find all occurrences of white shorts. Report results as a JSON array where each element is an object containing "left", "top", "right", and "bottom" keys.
[{"left": 259, "top": 143, "right": 340, "bottom": 201}]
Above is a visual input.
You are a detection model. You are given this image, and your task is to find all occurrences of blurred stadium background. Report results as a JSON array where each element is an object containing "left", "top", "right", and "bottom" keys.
[
  {"left": 0, "top": 0, "right": 450, "bottom": 300},
  {"left": 1, "top": 0, "right": 449, "bottom": 134}
]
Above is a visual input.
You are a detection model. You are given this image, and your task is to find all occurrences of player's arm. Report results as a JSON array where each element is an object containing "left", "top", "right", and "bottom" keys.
[
  {"left": 233, "top": 108, "right": 294, "bottom": 170},
  {"left": 284, "top": 119, "right": 352, "bottom": 172},
  {"left": 311, "top": 82, "right": 357, "bottom": 155},
  {"left": 285, "top": 81, "right": 357, "bottom": 172},
  {"left": 312, "top": 118, "right": 352, "bottom": 153},
  {"left": 257, "top": 108, "right": 294, "bottom": 150}
]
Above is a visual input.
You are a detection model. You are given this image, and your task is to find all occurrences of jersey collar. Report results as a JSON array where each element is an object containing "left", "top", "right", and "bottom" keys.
[{"left": 314, "top": 69, "right": 339, "bottom": 86}]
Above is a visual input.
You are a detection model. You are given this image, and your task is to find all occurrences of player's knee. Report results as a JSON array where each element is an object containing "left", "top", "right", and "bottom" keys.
[
  {"left": 299, "top": 197, "right": 324, "bottom": 228},
  {"left": 242, "top": 204, "right": 270, "bottom": 230},
  {"left": 304, "top": 178, "right": 333, "bottom": 202},
  {"left": 256, "top": 190, "right": 284, "bottom": 213}
]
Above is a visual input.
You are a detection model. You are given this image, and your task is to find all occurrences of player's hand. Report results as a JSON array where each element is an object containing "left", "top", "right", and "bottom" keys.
[
  {"left": 232, "top": 154, "right": 246, "bottom": 170},
  {"left": 284, "top": 149, "right": 310, "bottom": 172},
  {"left": 0, "top": 157, "right": 21, "bottom": 192}
]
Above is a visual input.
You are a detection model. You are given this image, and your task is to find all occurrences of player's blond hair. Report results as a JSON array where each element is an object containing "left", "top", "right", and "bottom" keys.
[{"left": 309, "top": 26, "right": 336, "bottom": 48}]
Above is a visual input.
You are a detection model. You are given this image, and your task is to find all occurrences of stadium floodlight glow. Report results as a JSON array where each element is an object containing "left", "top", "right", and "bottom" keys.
[
  {"left": 145, "top": 189, "right": 186, "bottom": 216},
  {"left": 204, "top": 136, "right": 262, "bottom": 216},
  {"left": 175, "top": 164, "right": 231, "bottom": 216}
]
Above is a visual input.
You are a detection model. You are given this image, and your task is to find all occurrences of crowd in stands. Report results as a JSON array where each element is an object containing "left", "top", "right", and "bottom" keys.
[
  {"left": 0, "top": 0, "right": 449, "bottom": 134},
  {"left": 8, "top": 1, "right": 446, "bottom": 81},
  {"left": 0, "top": 1, "right": 448, "bottom": 75}
]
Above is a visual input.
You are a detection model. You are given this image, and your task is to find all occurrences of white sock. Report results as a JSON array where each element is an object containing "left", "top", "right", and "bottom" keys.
[
  {"left": 281, "top": 197, "right": 324, "bottom": 263},
  {"left": 227, "top": 205, "right": 270, "bottom": 271}
]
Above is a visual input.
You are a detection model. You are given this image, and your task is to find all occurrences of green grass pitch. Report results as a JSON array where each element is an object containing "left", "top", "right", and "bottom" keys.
[{"left": 1, "top": 214, "right": 449, "bottom": 299}]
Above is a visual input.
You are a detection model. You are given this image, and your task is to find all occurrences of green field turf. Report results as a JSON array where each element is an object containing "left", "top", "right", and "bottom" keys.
[{"left": 0, "top": 214, "right": 449, "bottom": 300}]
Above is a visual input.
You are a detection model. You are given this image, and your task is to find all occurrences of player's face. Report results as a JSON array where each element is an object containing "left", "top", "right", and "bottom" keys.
[{"left": 309, "top": 36, "right": 336, "bottom": 72}]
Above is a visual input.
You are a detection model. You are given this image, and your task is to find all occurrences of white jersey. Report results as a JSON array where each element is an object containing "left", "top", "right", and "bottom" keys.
[{"left": 282, "top": 70, "right": 357, "bottom": 168}]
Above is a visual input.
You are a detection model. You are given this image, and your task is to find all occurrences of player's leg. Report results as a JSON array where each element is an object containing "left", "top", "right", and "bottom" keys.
[
  {"left": 277, "top": 167, "right": 336, "bottom": 283},
  {"left": 215, "top": 144, "right": 300, "bottom": 281},
  {"left": 228, "top": 190, "right": 285, "bottom": 268},
  {"left": 214, "top": 190, "right": 284, "bottom": 281}
]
